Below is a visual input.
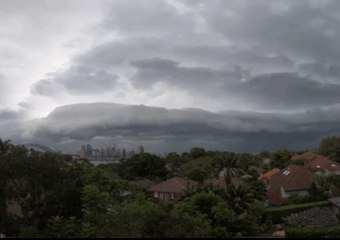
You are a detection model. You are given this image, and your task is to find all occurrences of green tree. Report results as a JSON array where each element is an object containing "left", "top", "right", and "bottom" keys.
[
  {"left": 270, "top": 148, "right": 293, "bottom": 169},
  {"left": 118, "top": 153, "right": 167, "bottom": 180},
  {"left": 45, "top": 216, "right": 81, "bottom": 238},
  {"left": 187, "top": 168, "right": 208, "bottom": 183},
  {"left": 190, "top": 147, "right": 206, "bottom": 159},
  {"left": 166, "top": 202, "right": 212, "bottom": 238},
  {"left": 214, "top": 153, "right": 240, "bottom": 186},
  {"left": 0, "top": 138, "right": 12, "bottom": 154},
  {"left": 319, "top": 136, "right": 340, "bottom": 162},
  {"left": 226, "top": 184, "right": 254, "bottom": 215},
  {"left": 112, "top": 196, "right": 167, "bottom": 238}
]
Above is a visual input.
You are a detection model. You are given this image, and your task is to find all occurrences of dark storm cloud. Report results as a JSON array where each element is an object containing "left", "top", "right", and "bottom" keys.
[
  {"left": 5, "top": 0, "right": 340, "bottom": 153},
  {"left": 130, "top": 58, "right": 245, "bottom": 89},
  {"left": 32, "top": 66, "right": 119, "bottom": 95},
  {"left": 25, "top": 0, "right": 340, "bottom": 112},
  {"left": 0, "top": 109, "right": 23, "bottom": 123},
  {"left": 232, "top": 72, "right": 340, "bottom": 110},
  {"left": 203, "top": 0, "right": 340, "bottom": 63},
  {"left": 15, "top": 103, "right": 340, "bottom": 153},
  {"left": 297, "top": 62, "right": 340, "bottom": 82},
  {"left": 102, "top": 0, "right": 194, "bottom": 37},
  {"left": 130, "top": 58, "right": 340, "bottom": 110}
]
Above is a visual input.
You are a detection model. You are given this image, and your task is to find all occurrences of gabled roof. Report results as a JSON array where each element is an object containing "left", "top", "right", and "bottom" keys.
[
  {"left": 148, "top": 177, "right": 198, "bottom": 194},
  {"left": 292, "top": 151, "right": 320, "bottom": 162},
  {"left": 260, "top": 168, "right": 281, "bottom": 181},
  {"left": 305, "top": 157, "right": 340, "bottom": 172},
  {"left": 267, "top": 165, "right": 315, "bottom": 205}
]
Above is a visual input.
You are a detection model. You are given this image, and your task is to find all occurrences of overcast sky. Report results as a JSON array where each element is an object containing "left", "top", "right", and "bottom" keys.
[{"left": 1, "top": 0, "right": 340, "bottom": 153}]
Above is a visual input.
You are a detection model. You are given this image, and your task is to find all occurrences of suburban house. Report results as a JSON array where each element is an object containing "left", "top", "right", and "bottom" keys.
[
  {"left": 305, "top": 157, "right": 340, "bottom": 176},
  {"left": 148, "top": 177, "right": 198, "bottom": 202},
  {"left": 260, "top": 168, "right": 281, "bottom": 185},
  {"left": 266, "top": 165, "right": 315, "bottom": 206},
  {"left": 264, "top": 152, "right": 340, "bottom": 206},
  {"left": 292, "top": 151, "right": 322, "bottom": 164}
]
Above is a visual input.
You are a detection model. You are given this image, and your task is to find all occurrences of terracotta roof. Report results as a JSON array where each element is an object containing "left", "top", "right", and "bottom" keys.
[
  {"left": 272, "top": 230, "right": 285, "bottom": 237},
  {"left": 305, "top": 157, "right": 340, "bottom": 173},
  {"left": 260, "top": 168, "right": 281, "bottom": 181},
  {"left": 267, "top": 165, "right": 315, "bottom": 205},
  {"left": 292, "top": 151, "right": 320, "bottom": 162},
  {"left": 148, "top": 177, "right": 198, "bottom": 194}
]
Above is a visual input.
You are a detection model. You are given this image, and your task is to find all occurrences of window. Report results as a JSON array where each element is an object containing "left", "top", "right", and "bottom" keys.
[{"left": 154, "top": 192, "right": 158, "bottom": 198}]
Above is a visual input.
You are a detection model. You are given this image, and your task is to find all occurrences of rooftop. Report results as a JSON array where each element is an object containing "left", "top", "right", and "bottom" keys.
[
  {"left": 260, "top": 168, "right": 281, "bottom": 181},
  {"left": 305, "top": 157, "right": 340, "bottom": 172},
  {"left": 267, "top": 165, "right": 315, "bottom": 205},
  {"left": 284, "top": 207, "right": 338, "bottom": 227},
  {"left": 148, "top": 177, "right": 198, "bottom": 194}
]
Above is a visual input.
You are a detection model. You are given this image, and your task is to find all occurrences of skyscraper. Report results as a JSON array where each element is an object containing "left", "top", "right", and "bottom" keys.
[{"left": 86, "top": 144, "right": 93, "bottom": 157}]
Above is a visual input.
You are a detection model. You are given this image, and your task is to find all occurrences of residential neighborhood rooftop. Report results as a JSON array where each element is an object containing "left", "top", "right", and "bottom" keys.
[
  {"left": 284, "top": 207, "right": 338, "bottom": 227},
  {"left": 305, "top": 157, "right": 340, "bottom": 173},
  {"left": 266, "top": 165, "right": 315, "bottom": 205},
  {"left": 260, "top": 167, "right": 280, "bottom": 181},
  {"left": 148, "top": 177, "right": 198, "bottom": 194}
]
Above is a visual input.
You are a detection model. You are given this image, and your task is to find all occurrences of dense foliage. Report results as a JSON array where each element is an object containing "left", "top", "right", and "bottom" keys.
[
  {"left": 285, "top": 226, "right": 340, "bottom": 238},
  {"left": 1, "top": 135, "right": 340, "bottom": 238}
]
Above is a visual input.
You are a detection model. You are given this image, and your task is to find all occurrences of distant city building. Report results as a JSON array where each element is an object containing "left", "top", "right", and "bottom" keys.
[
  {"left": 139, "top": 145, "right": 145, "bottom": 154},
  {"left": 77, "top": 143, "right": 143, "bottom": 164},
  {"left": 80, "top": 145, "right": 86, "bottom": 158},
  {"left": 122, "top": 148, "right": 127, "bottom": 157},
  {"left": 86, "top": 144, "right": 93, "bottom": 157}
]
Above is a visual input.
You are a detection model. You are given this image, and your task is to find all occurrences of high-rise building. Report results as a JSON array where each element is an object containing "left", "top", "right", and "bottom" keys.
[
  {"left": 122, "top": 148, "right": 127, "bottom": 157},
  {"left": 86, "top": 144, "right": 93, "bottom": 157},
  {"left": 80, "top": 145, "right": 86, "bottom": 158},
  {"left": 139, "top": 145, "right": 145, "bottom": 154}
]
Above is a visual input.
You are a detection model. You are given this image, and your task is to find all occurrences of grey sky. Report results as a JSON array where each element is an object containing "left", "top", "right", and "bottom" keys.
[{"left": 1, "top": 0, "right": 340, "bottom": 152}]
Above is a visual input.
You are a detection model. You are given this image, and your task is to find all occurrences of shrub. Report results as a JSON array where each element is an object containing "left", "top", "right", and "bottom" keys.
[
  {"left": 286, "top": 226, "right": 340, "bottom": 238},
  {"left": 264, "top": 201, "right": 330, "bottom": 224}
]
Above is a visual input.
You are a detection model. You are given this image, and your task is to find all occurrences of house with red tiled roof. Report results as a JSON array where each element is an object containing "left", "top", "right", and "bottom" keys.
[
  {"left": 260, "top": 168, "right": 281, "bottom": 185},
  {"left": 148, "top": 177, "right": 198, "bottom": 202},
  {"left": 266, "top": 165, "right": 315, "bottom": 206},
  {"left": 305, "top": 157, "right": 340, "bottom": 176},
  {"left": 292, "top": 151, "right": 321, "bottom": 163}
]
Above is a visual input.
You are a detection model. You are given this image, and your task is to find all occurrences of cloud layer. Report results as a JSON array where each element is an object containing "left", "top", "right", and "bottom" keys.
[
  {"left": 2, "top": 0, "right": 340, "bottom": 152},
  {"left": 7, "top": 103, "right": 338, "bottom": 153}
]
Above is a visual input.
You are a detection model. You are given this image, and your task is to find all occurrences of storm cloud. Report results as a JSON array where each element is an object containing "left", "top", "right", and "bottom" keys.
[
  {"left": 2, "top": 0, "right": 340, "bottom": 152},
  {"left": 9, "top": 103, "right": 340, "bottom": 153}
]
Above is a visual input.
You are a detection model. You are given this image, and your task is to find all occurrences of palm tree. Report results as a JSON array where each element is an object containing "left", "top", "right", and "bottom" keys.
[
  {"left": 216, "top": 153, "right": 241, "bottom": 187},
  {"left": 0, "top": 138, "right": 12, "bottom": 154},
  {"left": 226, "top": 184, "right": 254, "bottom": 215}
]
